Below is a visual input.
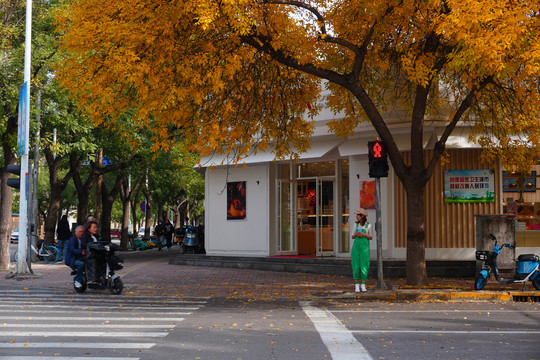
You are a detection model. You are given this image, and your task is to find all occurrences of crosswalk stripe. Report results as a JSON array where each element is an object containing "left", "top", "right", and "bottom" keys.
[
  {"left": 0, "top": 290, "right": 210, "bottom": 300},
  {"left": 0, "top": 331, "right": 169, "bottom": 337},
  {"left": 0, "top": 304, "right": 201, "bottom": 310},
  {"left": 301, "top": 301, "right": 373, "bottom": 360},
  {"left": 0, "top": 342, "right": 155, "bottom": 349},
  {"left": 0, "top": 291, "right": 206, "bottom": 359},
  {"left": 0, "top": 316, "right": 186, "bottom": 321},
  {"left": 0, "top": 357, "right": 139, "bottom": 360},
  {"left": 1, "top": 323, "right": 178, "bottom": 329},
  {"left": 0, "top": 309, "right": 193, "bottom": 316},
  {"left": 350, "top": 330, "right": 540, "bottom": 334},
  {"left": 0, "top": 296, "right": 207, "bottom": 305}
]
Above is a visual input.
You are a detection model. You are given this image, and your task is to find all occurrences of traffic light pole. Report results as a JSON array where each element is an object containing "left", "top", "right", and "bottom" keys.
[
  {"left": 368, "top": 140, "right": 388, "bottom": 289},
  {"left": 15, "top": 0, "right": 32, "bottom": 275},
  {"left": 374, "top": 177, "right": 387, "bottom": 290}
]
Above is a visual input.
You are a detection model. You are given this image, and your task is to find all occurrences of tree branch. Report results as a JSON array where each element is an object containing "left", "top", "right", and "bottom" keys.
[
  {"left": 240, "top": 34, "right": 344, "bottom": 85},
  {"left": 426, "top": 76, "right": 493, "bottom": 176}
]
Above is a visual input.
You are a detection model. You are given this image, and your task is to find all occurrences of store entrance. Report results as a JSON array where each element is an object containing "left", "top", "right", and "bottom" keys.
[{"left": 277, "top": 177, "right": 335, "bottom": 256}]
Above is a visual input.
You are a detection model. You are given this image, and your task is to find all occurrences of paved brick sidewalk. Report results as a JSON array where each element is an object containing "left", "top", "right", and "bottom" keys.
[
  {"left": 1, "top": 248, "right": 535, "bottom": 301},
  {"left": 0, "top": 249, "right": 353, "bottom": 300}
]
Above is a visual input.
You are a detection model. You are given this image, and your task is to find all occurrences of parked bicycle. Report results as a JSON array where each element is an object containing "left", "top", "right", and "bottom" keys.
[
  {"left": 474, "top": 233, "right": 540, "bottom": 291},
  {"left": 14, "top": 238, "right": 60, "bottom": 264}
]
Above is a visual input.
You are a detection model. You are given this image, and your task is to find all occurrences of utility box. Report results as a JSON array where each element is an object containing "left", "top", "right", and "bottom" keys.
[{"left": 475, "top": 215, "right": 516, "bottom": 272}]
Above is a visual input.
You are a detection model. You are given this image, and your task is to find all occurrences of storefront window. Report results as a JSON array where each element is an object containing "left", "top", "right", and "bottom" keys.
[
  {"left": 298, "top": 161, "right": 335, "bottom": 177},
  {"left": 502, "top": 168, "right": 540, "bottom": 247}
]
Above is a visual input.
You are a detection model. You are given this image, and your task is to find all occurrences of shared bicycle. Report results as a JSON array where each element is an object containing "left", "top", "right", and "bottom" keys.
[{"left": 14, "top": 239, "right": 60, "bottom": 264}]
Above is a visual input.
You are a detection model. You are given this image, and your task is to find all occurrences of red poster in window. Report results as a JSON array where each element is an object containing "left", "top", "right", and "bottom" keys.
[
  {"left": 360, "top": 181, "right": 376, "bottom": 210},
  {"left": 227, "top": 181, "right": 246, "bottom": 220}
]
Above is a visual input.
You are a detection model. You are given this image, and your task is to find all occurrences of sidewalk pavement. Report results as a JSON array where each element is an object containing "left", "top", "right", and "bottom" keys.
[{"left": 1, "top": 248, "right": 538, "bottom": 302}]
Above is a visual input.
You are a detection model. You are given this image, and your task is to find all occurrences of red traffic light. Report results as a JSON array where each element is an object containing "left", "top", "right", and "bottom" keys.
[
  {"left": 372, "top": 142, "right": 383, "bottom": 158},
  {"left": 368, "top": 140, "right": 386, "bottom": 159},
  {"left": 367, "top": 140, "right": 389, "bottom": 178}
]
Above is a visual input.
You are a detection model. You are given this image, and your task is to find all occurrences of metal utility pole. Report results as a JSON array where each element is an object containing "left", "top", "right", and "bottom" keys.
[
  {"left": 128, "top": 174, "right": 132, "bottom": 233},
  {"left": 31, "top": 90, "right": 42, "bottom": 261},
  {"left": 95, "top": 148, "right": 103, "bottom": 226},
  {"left": 374, "top": 178, "right": 387, "bottom": 290},
  {"left": 368, "top": 140, "right": 389, "bottom": 290},
  {"left": 15, "top": 0, "right": 33, "bottom": 275}
]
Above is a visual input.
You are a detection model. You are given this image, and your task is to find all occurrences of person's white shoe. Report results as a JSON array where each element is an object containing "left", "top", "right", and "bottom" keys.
[
  {"left": 355, "top": 284, "right": 360, "bottom": 293},
  {"left": 74, "top": 281, "right": 82, "bottom": 288},
  {"left": 361, "top": 284, "right": 367, "bottom": 292}
]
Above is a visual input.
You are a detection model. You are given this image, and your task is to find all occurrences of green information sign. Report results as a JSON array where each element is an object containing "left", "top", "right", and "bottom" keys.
[{"left": 444, "top": 169, "right": 495, "bottom": 203}]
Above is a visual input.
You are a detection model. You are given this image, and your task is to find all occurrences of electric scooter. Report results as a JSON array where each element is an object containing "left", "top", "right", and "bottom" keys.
[
  {"left": 73, "top": 241, "right": 124, "bottom": 295},
  {"left": 474, "top": 234, "right": 540, "bottom": 291},
  {"left": 183, "top": 225, "right": 199, "bottom": 254}
]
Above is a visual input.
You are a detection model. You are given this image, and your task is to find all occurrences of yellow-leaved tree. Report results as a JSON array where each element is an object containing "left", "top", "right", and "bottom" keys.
[{"left": 55, "top": 0, "right": 540, "bottom": 285}]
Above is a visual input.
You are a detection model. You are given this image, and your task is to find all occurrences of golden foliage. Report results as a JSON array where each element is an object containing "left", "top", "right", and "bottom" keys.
[
  {"left": 55, "top": 0, "right": 540, "bottom": 169},
  {"left": 54, "top": 0, "right": 319, "bottom": 163}
]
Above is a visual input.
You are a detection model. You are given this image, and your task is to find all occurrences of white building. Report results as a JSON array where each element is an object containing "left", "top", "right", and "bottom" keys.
[{"left": 199, "top": 106, "right": 540, "bottom": 261}]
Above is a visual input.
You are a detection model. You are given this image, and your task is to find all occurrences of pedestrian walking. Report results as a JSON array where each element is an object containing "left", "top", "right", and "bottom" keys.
[
  {"left": 56, "top": 215, "right": 71, "bottom": 261},
  {"left": 351, "top": 208, "right": 373, "bottom": 292},
  {"left": 154, "top": 221, "right": 164, "bottom": 251},
  {"left": 164, "top": 220, "right": 174, "bottom": 250}
]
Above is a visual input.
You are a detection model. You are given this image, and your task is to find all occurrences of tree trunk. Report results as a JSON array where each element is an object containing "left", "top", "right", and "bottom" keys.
[
  {"left": 119, "top": 176, "right": 134, "bottom": 249},
  {"left": 175, "top": 206, "right": 181, "bottom": 228},
  {"left": 174, "top": 198, "right": 187, "bottom": 228},
  {"left": 120, "top": 198, "right": 130, "bottom": 250},
  {"left": 405, "top": 184, "right": 428, "bottom": 285},
  {"left": 131, "top": 197, "right": 139, "bottom": 235},
  {"left": 188, "top": 202, "right": 193, "bottom": 225},
  {"left": 0, "top": 171, "right": 14, "bottom": 270},
  {"left": 99, "top": 175, "right": 123, "bottom": 241},
  {"left": 142, "top": 187, "right": 152, "bottom": 237},
  {"left": 44, "top": 183, "right": 63, "bottom": 246},
  {"left": 0, "top": 109, "right": 17, "bottom": 270},
  {"left": 120, "top": 177, "right": 141, "bottom": 247},
  {"left": 73, "top": 170, "right": 93, "bottom": 225},
  {"left": 42, "top": 151, "right": 79, "bottom": 245},
  {"left": 43, "top": 155, "right": 60, "bottom": 246},
  {"left": 77, "top": 189, "right": 90, "bottom": 225},
  {"left": 156, "top": 201, "right": 164, "bottom": 222},
  {"left": 73, "top": 157, "right": 131, "bottom": 224}
]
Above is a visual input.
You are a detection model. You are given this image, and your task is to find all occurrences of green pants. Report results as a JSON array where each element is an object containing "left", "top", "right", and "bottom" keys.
[{"left": 351, "top": 237, "right": 370, "bottom": 281}]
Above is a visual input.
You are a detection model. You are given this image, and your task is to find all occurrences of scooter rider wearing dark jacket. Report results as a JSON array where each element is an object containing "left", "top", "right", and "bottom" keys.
[
  {"left": 65, "top": 226, "right": 86, "bottom": 288},
  {"left": 81, "top": 221, "right": 103, "bottom": 282}
]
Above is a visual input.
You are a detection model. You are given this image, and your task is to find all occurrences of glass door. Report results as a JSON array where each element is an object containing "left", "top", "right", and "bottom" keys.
[
  {"left": 277, "top": 179, "right": 296, "bottom": 254},
  {"left": 296, "top": 179, "right": 316, "bottom": 255},
  {"left": 295, "top": 177, "right": 336, "bottom": 256},
  {"left": 317, "top": 177, "right": 335, "bottom": 256}
]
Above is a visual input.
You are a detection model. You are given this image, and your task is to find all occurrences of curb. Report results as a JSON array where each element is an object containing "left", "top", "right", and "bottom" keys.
[{"left": 316, "top": 290, "right": 540, "bottom": 302}]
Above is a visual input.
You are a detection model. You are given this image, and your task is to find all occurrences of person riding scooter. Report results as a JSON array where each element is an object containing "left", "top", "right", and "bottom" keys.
[
  {"left": 82, "top": 221, "right": 105, "bottom": 282},
  {"left": 65, "top": 225, "right": 87, "bottom": 288}
]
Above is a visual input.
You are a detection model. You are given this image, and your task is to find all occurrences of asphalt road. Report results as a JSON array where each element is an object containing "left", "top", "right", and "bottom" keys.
[
  {"left": 0, "top": 289, "right": 208, "bottom": 360},
  {"left": 311, "top": 299, "right": 540, "bottom": 360},
  {"left": 2, "top": 244, "right": 540, "bottom": 359}
]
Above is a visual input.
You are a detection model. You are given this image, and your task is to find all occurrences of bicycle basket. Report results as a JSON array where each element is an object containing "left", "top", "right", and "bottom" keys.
[{"left": 476, "top": 251, "right": 490, "bottom": 261}]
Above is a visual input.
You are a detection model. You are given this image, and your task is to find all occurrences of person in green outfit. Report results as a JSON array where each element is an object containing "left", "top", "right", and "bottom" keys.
[{"left": 351, "top": 208, "right": 373, "bottom": 292}]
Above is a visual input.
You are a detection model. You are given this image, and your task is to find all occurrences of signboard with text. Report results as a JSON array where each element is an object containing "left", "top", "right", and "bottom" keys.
[{"left": 444, "top": 169, "right": 495, "bottom": 203}]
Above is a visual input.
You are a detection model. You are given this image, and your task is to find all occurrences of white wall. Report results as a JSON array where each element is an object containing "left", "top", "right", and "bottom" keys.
[{"left": 204, "top": 164, "right": 270, "bottom": 256}]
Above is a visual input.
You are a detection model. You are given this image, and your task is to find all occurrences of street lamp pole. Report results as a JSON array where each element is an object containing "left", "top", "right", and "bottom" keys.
[{"left": 15, "top": 0, "right": 32, "bottom": 274}]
